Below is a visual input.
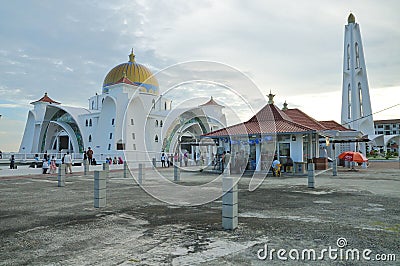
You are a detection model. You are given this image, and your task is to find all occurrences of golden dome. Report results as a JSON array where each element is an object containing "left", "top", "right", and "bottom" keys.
[
  {"left": 348, "top": 13, "right": 355, "bottom": 24},
  {"left": 102, "top": 50, "right": 159, "bottom": 94}
]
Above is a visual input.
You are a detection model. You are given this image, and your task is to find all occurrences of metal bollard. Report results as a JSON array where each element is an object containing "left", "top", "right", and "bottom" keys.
[
  {"left": 138, "top": 163, "right": 143, "bottom": 185},
  {"left": 332, "top": 159, "right": 337, "bottom": 176},
  {"left": 174, "top": 164, "right": 180, "bottom": 182},
  {"left": 222, "top": 176, "right": 238, "bottom": 230},
  {"left": 94, "top": 171, "right": 106, "bottom": 208},
  {"left": 83, "top": 160, "right": 89, "bottom": 175},
  {"left": 58, "top": 164, "right": 66, "bottom": 187},
  {"left": 307, "top": 163, "right": 315, "bottom": 188}
]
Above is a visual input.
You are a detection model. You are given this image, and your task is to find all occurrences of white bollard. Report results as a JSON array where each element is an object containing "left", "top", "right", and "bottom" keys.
[
  {"left": 94, "top": 171, "right": 106, "bottom": 208},
  {"left": 123, "top": 161, "right": 129, "bottom": 178},
  {"left": 138, "top": 163, "right": 143, "bottom": 185},
  {"left": 102, "top": 163, "right": 109, "bottom": 178},
  {"left": 332, "top": 159, "right": 337, "bottom": 176},
  {"left": 222, "top": 177, "right": 238, "bottom": 230},
  {"left": 174, "top": 164, "right": 180, "bottom": 182},
  {"left": 58, "top": 164, "right": 66, "bottom": 187},
  {"left": 224, "top": 162, "right": 231, "bottom": 177},
  {"left": 83, "top": 160, "right": 89, "bottom": 175},
  {"left": 307, "top": 163, "right": 315, "bottom": 188}
]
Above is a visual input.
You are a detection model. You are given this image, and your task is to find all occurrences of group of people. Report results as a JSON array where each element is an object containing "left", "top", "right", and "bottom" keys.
[
  {"left": 160, "top": 152, "right": 174, "bottom": 167},
  {"left": 271, "top": 155, "right": 293, "bottom": 177},
  {"left": 105, "top": 156, "right": 124, "bottom": 165}
]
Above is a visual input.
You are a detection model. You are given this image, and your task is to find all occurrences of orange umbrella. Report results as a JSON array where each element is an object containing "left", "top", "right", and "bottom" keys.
[{"left": 338, "top": 151, "right": 368, "bottom": 163}]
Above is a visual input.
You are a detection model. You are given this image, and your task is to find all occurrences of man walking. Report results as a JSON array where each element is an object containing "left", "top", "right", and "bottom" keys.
[{"left": 64, "top": 152, "right": 73, "bottom": 174}]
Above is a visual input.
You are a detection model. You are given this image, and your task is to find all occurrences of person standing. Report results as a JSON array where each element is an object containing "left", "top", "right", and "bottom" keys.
[
  {"left": 9, "top": 155, "right": 15, "bottom": 169},
  {"left": 161, "top": 153, "right": 166, "bottom": 167},
  {"left": 272, "top": 156, "right": 281, "bottom": 177},
  {"left": 184, "top": 152, "right": 189, "bottom": 167},
  {"left": 64, "top": 152, "right": 73, "bottom": 174},
  {"left": 86, "top": 147, "right": 93, "bottom": 165},
  {"left": 49, "top": 155, "right": 57, "bottom": 174},
  {"left": 42, "top": 154, "right": 49, "bottom": 174}
]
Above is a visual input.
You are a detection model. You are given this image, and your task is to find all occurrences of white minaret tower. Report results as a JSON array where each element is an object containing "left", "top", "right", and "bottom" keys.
[{"left": 341, "top": 13, "right": 374, "bottom": 136}]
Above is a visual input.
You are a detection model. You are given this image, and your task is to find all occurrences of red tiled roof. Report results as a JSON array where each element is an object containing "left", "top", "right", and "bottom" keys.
[
  {"left": 374, "top": 119, "right": 400, "bottom": 125},
  {"left": 319, "top": 120, "right": 354, "bottom": 131},
  {"left": 30, "top": 93, "right": 60, "bottom": 105},
  {"left": 199, "top": 96, "right": 223, "bottom": 107},
  {"left": 203, "top": 104, "right": 315, "bottom": 137},
  {"left": 283, "top": 108, "right": 327, "bottom": 130}
]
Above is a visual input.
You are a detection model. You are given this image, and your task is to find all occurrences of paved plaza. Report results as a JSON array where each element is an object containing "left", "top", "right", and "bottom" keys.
[{"left": 0, "top": 161, "right": 399, "bottom": 265}]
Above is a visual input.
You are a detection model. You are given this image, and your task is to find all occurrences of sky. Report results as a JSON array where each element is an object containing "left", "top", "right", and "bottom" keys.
[{"left": 0, "top": 0, "right": 399, "bottom": 151}]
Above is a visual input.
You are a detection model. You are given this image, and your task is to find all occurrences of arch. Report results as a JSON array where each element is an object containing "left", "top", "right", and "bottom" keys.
[
  {"left": 89, "top": 135, "right": 92, "bottom": 142},
  {"left": 155, "top": 135, "right": 159, "bottom": 143},
  {"left": 155, "top": 120, "right": 159, "bottom": 127},
  {"left": 109, "top": 133, "right": 113, "bottom": 139},
  {"left": 358, "top": 82, "right": 363, "bottom": 117},
  {"left": 347, "top": 44, "right": 350, "bottom": 70},
  {"left": 89, "top": 119, "right": 92, "bottom": 127},
  {"left": 160, "top": 120, "right": 163, "bottom": 127},
  {"left": 111, "top": 118, "right": 115, "bottom": 126},
  {"left": 164, "top": 102, "right": 167, "bottom": 110},
  {"left": 347, "top": 84, "right": 351, "bottom": 119},
  {"left": 85, "top": 119, "right": 88, "bottom": 127},
  {"left": 355, "top": 42, "right": 360, "bottom": 68}
]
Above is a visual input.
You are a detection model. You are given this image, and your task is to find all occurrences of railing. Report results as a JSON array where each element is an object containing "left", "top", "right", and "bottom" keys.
[{"left": 0, "top": 152, "right": 83, "bottom": 162}]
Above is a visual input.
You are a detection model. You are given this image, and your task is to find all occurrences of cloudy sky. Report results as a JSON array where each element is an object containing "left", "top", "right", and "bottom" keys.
[{"left": 0, "top": 0, "right": 399, "bottom": 151}]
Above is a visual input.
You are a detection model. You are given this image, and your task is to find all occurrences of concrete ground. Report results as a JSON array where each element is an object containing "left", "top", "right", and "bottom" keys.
[{"left": 0, "top": 161, "right": 399, "bottom": 265}]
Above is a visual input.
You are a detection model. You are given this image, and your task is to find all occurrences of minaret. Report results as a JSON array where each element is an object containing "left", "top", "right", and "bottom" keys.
[{"left": 340, "top": 13, "right": 374, "bottom": 136}]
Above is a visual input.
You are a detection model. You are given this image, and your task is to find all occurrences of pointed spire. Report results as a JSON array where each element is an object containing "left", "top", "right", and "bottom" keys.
[
  {"left": 267, "top": 90, "right": 275, "bottom": 104},
  {"left": 282, "top": 100, "right": 288, "bottom": 111},
  {"left": 348, "top": 13, "right": 355, "bottom": 24},
  {"left": 129, "top": 48, "right": 135, "bottom": 63}
]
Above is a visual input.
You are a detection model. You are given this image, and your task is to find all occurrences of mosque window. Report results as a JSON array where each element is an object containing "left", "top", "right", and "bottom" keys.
[
  {"left": 355, "top": 42, "right": 360, "bottom": 69},
  {"left": 152, "top": 99, "right": 156, "bottom": 109},
  {"left": 89, "top": 135, "right": 92, "bottom": 142},
  {"left": 132, "top": 144, "right": 136, "bottom": 150},
  {"left": 347, "top": 84, "right": 351, "bottom": 119},
  {"left": 89, "top": 119, "right": 92, "bottom": 127},
  {"left": 109, "top": 133, "right": 113, "bottom": 139},
  {"left": 111, "top": 118, "right": 115, "bottom": 126},
  {"left": 358, "top": 82, "right": 363, "bottom": 117},
  {"left": 132, "top": 133, "right": 135, "bottom": 140},
  {"left": 347, "top": 44, "right": 350, "bottom": 70},
  {"left": 116, "top": 142, "right": 125, "bottom": 150},
  {"left": 155, "top": 135, "right": 159, "bottom": 143},
  {"left": 108, "top": 144, "right": 111, "bottom": 150},
  {"left": 85, "top": 119, "right": 88, "bottom": 127},
  {"left": 160, "top": 120, "right": 163, "bottom": 127},
  {"left": 130, "top": 118, "right": 134, "bottom": 125},
  {"left": 164, "top": 102, "right": 167, "bottom": 110},
  {"left": 155, "top": 120, "right": 158, "bottom": 127}
]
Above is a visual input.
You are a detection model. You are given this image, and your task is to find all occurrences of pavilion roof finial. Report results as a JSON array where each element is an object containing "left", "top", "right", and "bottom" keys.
[
  {"left": 267, "top": 90, "right": 275, "bottom": 104},
  {"left": 282, "top": 100, "right": 288, "bottom": 111}
]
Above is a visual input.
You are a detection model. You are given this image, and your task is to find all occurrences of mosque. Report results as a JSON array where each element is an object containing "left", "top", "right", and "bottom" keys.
[{"left": 19, "top": 50, "right": 226, "bottom": 162}]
